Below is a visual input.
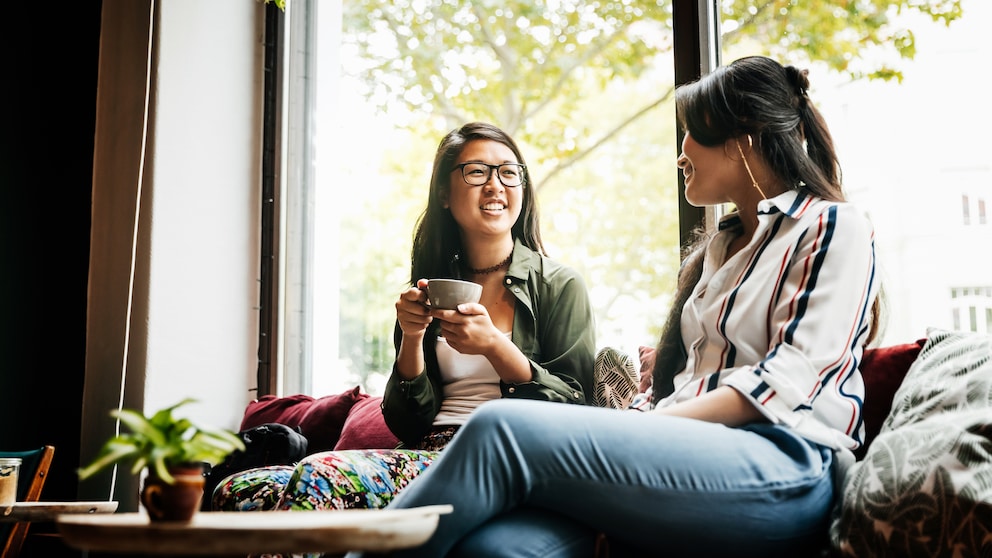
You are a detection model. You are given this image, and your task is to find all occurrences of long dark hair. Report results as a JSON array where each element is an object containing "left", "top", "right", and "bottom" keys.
[
  {"left": 409, "top": 122, "right": 545, "bottom": 284},
  {"left": 653, "top": 57, "right": 883, "bottom": 402},
  {"left": 677, "top": 55, "right": 842, "bottom": 201}
]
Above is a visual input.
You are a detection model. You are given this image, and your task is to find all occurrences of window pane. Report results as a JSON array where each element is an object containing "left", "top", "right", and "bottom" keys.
[
  {"left": 294, "top": 0, "right": 992, "bottom": 397},
  {"left": 310, "top": 2, "right": 678, "bottom": 395}
]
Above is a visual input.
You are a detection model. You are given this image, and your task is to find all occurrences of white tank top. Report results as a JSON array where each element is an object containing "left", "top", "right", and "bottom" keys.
[{"left": 433, "top": 332, "right": 511, "bottom": 426}]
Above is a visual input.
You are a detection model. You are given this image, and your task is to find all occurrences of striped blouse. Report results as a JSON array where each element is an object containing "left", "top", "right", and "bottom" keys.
[{"left": 659, "top": 189, "right": 879, "bottom": 452}]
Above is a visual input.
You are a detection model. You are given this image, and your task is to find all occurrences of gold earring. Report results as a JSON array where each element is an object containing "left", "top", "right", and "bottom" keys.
[{"left": 736, "top": 138, "right": 767, "bottom": 200}]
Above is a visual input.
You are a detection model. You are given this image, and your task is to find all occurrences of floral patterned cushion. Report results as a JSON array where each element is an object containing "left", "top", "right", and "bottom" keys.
[
  {"left": 276, "top": 449, "right": 438, "bottom": 511},
  {"left": 831, "top": 328, "right": 992, "bottom": 557},
  {"left": 210, "top": 449, "right": 439, "bottom": 513},
  {"left": 211, "top": 465, "right": 296, "bottom": 511}
]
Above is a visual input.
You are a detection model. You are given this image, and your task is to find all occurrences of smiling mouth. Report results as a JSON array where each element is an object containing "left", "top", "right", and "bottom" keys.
[{"left": 481, "top": 202, "right": 505, "bottom": 212}]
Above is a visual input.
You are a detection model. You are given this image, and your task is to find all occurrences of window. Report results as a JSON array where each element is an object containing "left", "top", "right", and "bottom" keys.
[
  {"left": 272, "top": 0, "right": 992, "bottom": 396},
  {"left": 287, "top": 1, "right": 684, "bottom": 396},
  {"left": 951, "top": 286, "right": 992, "bottom": 334},
  {"left": 962, "top": 191, "right": 989, "bottom": 226}
]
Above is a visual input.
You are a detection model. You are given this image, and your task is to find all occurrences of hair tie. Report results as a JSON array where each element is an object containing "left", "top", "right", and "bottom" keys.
[{"left": 785, "top": 66, "right": 810, "bottom": 101}]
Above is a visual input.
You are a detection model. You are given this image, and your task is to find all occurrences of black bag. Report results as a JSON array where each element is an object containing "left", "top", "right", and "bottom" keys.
[{"left": 201, "top": 422, "right": 308, "bottom": 510}]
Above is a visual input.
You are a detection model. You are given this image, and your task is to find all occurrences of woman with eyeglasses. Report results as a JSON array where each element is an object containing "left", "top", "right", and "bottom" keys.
[
  {"left": 214, "top": 123, "right": 595, "bottom": 516},
  {"left": 384, "top": 121, "right": 596, "bottom": 451},
  {"left": 346, "top": 56, "right": 883, "bottom": 558},
  {"left": 254, "top": 122, "right": 596, "bottom": 514}
]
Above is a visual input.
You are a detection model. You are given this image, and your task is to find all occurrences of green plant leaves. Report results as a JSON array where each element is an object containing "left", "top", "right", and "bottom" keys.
[{"left": 78, "top": 399, "right": 245, "bottom": 485}]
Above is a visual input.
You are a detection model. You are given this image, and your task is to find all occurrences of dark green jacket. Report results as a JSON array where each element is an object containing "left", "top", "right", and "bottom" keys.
[{"left": 381, "top": 239, "right": 596, "bottom": 447}]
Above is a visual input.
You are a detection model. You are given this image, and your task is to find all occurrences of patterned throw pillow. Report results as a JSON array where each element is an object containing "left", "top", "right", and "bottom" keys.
[
  {"left": 593, "top": 347, "right": 640, "bottom": 409},
  {"left": 211, "top": 465, "right": 297, "bottom": 512},
  {"left": 277, "top": 449, "right": 437, "bottom": 511},
  {"left": 830, "top": 328, "right": 992, "bottom": 557}
]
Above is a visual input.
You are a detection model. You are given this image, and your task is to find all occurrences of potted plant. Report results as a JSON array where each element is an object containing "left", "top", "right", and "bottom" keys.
[{"left": 78, "top": 398, "right": 245, "bottom": 521}]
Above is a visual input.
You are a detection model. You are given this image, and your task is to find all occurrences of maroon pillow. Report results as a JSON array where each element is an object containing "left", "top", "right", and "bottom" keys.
[
  {"left": 241, "top": 387, "right": 368, "bottom": 453},
  {"left": 241, "top": 393, "right": 315, "bottom": 431},
  {"left": 856, "top": 339, "right": 926, "bottom": 459},
  {"left": 332, "top": 396, "right": 401, "bottom": 450}
]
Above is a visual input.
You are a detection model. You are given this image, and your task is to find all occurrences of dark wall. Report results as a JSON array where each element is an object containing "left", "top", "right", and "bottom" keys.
[{"left": 0, "top": 1, "right": 102, "bottom": 505}]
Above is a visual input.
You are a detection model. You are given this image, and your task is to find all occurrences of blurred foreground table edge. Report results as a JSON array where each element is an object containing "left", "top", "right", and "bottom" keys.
[
  {"left": 56, "top": 504, "right": 454, "bottom": 555},
  {"left": 1, "top": 501, "right": 119, "bottom": 522}
]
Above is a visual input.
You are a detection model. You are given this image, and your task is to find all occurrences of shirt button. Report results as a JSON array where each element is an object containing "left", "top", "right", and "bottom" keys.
[
  {"left": 573, "top": 392, "right": 580, "bottom": 399},
  {"left": 508, "top": 386, "right": 516, "bottom": 394}
]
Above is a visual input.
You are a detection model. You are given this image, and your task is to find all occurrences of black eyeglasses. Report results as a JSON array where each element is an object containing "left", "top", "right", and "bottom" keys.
[{"left": 451, "top": 162, "right": 526, "bottom": 187}]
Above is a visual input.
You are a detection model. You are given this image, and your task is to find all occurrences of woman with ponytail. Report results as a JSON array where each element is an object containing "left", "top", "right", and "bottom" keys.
[{"left": 348, "top": 56, "right": 882, "bottom": 558}]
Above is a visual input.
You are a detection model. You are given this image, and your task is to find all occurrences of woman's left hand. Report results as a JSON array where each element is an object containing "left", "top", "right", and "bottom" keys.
[{"left": 432, "top": 303, "right": 503, "bottom": 356}]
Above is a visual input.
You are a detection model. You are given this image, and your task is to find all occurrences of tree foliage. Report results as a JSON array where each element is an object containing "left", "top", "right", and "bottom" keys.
[{"left": 342, "top": 0, "right": 962, "bottom": 183}]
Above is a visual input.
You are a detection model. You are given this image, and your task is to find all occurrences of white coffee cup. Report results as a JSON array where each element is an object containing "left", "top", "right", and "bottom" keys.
[
  {"left": 0, "top": 458, "right": 21, "bottom": 506},
  {"left": 427, "top": 279, "right": 483, "bottom": 310}
]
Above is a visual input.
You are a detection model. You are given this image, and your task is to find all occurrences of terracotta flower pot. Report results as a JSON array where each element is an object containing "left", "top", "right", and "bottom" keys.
[{"left": 140, "top": 464, "right": 206, "bottom": 522}]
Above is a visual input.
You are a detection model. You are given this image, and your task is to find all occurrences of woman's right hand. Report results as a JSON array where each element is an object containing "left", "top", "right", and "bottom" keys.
[{"left": 396, "top": 278, "right": 433, "bottom": 337}]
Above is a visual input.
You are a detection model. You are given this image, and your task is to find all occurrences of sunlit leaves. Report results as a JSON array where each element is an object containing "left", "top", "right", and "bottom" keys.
[
  {"left": 343, "top": 0, "right": 672, "bottom": 139},
  {"left": 343, "top": 0, "right": 961, "bottom": 170},
  {"left": 722, "top": 0, "right": 961, "bottom": 81}
]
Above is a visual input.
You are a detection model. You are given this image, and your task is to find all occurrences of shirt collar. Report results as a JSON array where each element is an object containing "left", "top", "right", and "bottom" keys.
[
  {"left": 505, "top": 237, "right": 539, "bottom": 283},
  {"left": 717, "top": 189, "right": 811, "bottom": 232},
  {"left": 757, "top": 189, "right": 809, "bottom": 219}
]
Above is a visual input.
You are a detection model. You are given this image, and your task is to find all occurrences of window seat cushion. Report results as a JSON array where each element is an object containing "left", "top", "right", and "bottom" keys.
[
  {"left": 276, "top": 449, "right": 437, "bottom": 511},
  {"left": 210, "top": 465, "right": 296, "bottom": 512},
  {"left": 213, "top": 390, "right": 404, "bottom": 511}
]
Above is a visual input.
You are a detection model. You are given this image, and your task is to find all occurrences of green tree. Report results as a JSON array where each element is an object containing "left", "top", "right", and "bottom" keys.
[{"left": 342, "top": 0, "right": 962, "bottom": 182}]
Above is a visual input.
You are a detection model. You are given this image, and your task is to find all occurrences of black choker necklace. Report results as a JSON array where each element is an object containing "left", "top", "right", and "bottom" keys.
[{"left": 464, "top": 253, "right": 512, "bottom": 275}]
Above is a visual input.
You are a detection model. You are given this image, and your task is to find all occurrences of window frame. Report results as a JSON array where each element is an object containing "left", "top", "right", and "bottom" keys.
[{"left": 259, "top": 0, "right": 319, "bottom": 396}]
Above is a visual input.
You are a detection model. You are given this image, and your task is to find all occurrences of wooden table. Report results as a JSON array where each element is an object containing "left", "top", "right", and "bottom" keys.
[
  {"left": 57, "top": 504, "right": 453, "bottom": 556},
  {"left": 1, "top": 501, "right": 119, "bottom": 522}
]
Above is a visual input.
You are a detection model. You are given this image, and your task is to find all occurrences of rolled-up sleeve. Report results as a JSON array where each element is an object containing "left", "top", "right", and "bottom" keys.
[{"left": 502, "top": 267, "right": 596, "bottom": 404}]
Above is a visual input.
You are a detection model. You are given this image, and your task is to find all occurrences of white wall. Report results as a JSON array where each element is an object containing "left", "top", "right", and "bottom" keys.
[
  {"left": 144, "top": 0, "right": 262, "bottom": 430},
  {"left": 79, "top": 0, "right": 263, "bottom": 509}
]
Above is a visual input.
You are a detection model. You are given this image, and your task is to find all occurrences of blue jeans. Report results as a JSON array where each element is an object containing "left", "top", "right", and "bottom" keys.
[{"left": 347, "top": 399, "right": 835, "bottom": 558}]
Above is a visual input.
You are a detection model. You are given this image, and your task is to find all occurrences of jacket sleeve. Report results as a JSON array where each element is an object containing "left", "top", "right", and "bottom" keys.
[
  {"left": 380, "top": 321, "right": 443, "bottom": 447},
  {"left": 501, "top": 267, "right": 597, "bottom": 405}
]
